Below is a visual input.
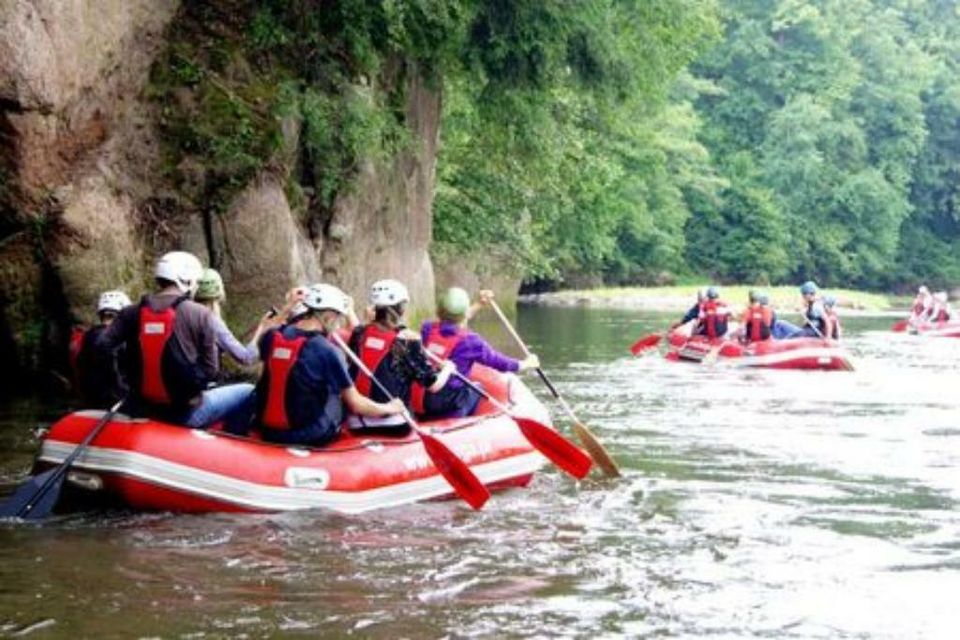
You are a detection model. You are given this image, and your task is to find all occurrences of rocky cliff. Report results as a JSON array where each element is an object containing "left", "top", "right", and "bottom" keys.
[{"left": 0, "top": 1, "right": 451, "bottom": 391}]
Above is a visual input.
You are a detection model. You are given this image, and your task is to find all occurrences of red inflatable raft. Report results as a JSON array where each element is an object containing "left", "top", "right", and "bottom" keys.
[
  {"left": 891, "top": 319, "right": 960, "bottom": 338},
  {"left": 34, "top": 367, "right": 550, "bottom": 514},
  {"left": 665, "top": 332, "right": 854, "bottom": 371}
]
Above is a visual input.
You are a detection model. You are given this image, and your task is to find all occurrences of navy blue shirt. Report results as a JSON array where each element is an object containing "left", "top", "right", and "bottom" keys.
[
  {"left": 680, "top": 303, "right": 700, "bottom": 325},
  {"left": 256, "top": 326, "right": 353, "bottom": 445}
]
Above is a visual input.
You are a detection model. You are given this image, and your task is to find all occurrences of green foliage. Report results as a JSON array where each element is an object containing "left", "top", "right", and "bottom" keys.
[
  {"left": 435, "top": 0, "right": 722, "bottom": 284},
  {"left": 151, "top": 0, "right": 469, "bottom": 217}
]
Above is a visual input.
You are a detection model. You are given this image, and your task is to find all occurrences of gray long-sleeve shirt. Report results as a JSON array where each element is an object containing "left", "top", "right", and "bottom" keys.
[
  {"left": 212, "top": 315, "right": 259, "bottom": 365},
  {"left": 97, "top": 292, "right": 219, "bottom": 380}
]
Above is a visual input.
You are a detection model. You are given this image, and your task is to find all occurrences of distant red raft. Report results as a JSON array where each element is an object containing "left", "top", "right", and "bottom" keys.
[
  {"left": 891, "top": 319, "right": 960, "bottom": 338},
  {"left": 34, "top": 367, "right": 549, "bottom": 514},
  {"left": 665, "top": 332, "right": 854, "bottom": 371}
]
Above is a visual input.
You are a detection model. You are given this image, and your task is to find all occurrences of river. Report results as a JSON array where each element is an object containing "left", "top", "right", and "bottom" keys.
[{"left": 1, "top": 307, "right": 958, "bottom": 638}]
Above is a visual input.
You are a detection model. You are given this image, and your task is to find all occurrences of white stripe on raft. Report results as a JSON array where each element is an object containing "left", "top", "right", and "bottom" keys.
[
  {"left": 732, "top": 347, "right": 852, "bottom": 368},
  {"left": 38, "top": 441, "right": 546, "bottom": 514}
]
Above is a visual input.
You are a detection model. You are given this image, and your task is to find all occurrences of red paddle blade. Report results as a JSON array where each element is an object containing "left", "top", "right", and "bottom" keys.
[
  {"left": 417, "top": 431, "right": 490, "bottom": 510},
  {"left": 514, "top": 417, "right": 592, "bottom": 479},
  {"left": 891, "top": 320, "right": 908, "bottom": 332},
  {"left": 629, "top": 333, "right": 662, "bottom": 356}
]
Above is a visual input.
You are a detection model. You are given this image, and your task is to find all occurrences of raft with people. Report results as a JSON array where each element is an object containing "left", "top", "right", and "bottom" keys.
[
  {"left": 1, "top": 251, "right": 615, "bottom": 520},
  {"left": 663, "top": 331, "right": 854, "bottom": 370},
  {"left": 30, "top": 366, "right": 552, "bottom": 515},
  {"left": 890, "top": 286, "right": 959, "bottom": 336},
  {"left": 632, "top": 283, "right": 855, "bottom": 371}
]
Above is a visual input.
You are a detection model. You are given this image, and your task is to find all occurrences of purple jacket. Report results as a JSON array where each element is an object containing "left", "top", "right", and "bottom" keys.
[{"left": 420, "top": 320, "right": 519, "bottom": 388}]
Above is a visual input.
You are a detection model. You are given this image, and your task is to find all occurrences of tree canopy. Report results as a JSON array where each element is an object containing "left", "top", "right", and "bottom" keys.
[{"left": 434, "top": 0, "right": 960, "bottom": 291}]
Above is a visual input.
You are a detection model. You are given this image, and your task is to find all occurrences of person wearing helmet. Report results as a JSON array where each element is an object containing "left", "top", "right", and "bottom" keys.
[
  {"left": 793, "top": 280, "right": 831, "bottom": 338},
  {"left": 416, "top": 287, "right": 540, "bottom": 419},
  {"left": 670, "top": 288, "right": 706, "bottom": 332},
  {"left": 694, "top": 286, "right": 731, "bottom": 339},
  {"left": 97, "top": 251, "right": 253, "bottom": 431},
  {"left": 69, "top": 290, "right": 132, "bottom": 408},
  {"left": 250, "top": 282, "right": 404, "bottom": 445},
  {"left": 823, "top": 295, "right": 842, "bottom": 340},
  {"left": 194, "top": 268, "right": 275, "bottom": 367},
  {"left": 927, "top": 291, "right": 952, "bottom": 324},
  {"left": 911, "top": 286, "right": 933, "bottom": 324},
  {"left": 345, "top": 279, "right": 454, "bottom": 431},
  {"left": 738, "top": 289, "right": 772, "bottom": 344}
]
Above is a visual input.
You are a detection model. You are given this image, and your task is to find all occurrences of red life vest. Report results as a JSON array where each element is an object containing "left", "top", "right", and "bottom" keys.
[
  {"left": 934, "top": 306, "right": 950, "bottom": 323},
  {"left": 138, "top": 303, "right": 179, "bottom": 404},
  {"left": 912, "top": 297, "right": 926, "bottom": 315},
  {"left": 354, "top": 324, "right": 398, "bottom": 397},
  {"left": 744, "top": 304, "right": 772, "bottom": 342},
  {"left": 68, "top": 326, "right": 86, "bottom": 381},
  {"left": 699, "top": 300, "right": 729, "bottom": 339},
  {"left": 410, "top": 322, "right": 467, "bottom": 413},
  {"left": 261, "top": 331, "right": 308, "bottom": 430}
]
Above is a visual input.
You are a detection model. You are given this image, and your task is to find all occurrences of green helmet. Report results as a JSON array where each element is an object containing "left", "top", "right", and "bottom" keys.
[
  {"left": 439, "top": 287, "right": 471, "bottom": 321},
  {"left": 195, "top": 268, "right": 225, "bottom": 301}
]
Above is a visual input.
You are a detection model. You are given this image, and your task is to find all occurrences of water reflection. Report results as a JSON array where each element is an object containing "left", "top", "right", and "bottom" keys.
[{"left": 0, "top": 307, "right": 958, "bottom": 638}]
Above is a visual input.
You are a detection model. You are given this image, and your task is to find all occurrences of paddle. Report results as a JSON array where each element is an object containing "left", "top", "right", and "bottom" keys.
[
  {"left": 421, "top": 349, "right": 592, "bottom": 479},
  {"left": 488, "top": 300, "right": 621, "bottom": 478},
  {"left": 701, "top": 341, "right": 725, "bottom": 366},
  {"left": 0, "top": 398, "right": 123, "bottom": 520},
  {"left": 802, "top": 317, "right": 855, "bottom": 371},
  {"left": 329, "top": 333, "right": 490, "bottom": 510},
  {"left": 629, "top": 332, "right": 663, "bottom": 356}
]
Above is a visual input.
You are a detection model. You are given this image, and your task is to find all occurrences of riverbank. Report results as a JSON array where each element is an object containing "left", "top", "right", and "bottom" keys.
[{"left": 519, "top": 285, "right": 908, "bottom": 316}]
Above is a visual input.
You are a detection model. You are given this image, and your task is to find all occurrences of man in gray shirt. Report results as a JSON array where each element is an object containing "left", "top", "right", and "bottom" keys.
[{"left": 97, "top": 251, "right": 254, "bottom": 431}]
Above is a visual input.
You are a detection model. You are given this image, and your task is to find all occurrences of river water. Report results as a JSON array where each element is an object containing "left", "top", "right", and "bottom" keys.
[{"left": 1, "top": 307, "right": 958, "bottom": 638}]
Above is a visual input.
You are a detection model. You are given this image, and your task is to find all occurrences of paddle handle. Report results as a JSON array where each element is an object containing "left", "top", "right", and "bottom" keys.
[
  {"left": 487, "top": 301, "right": 575, "bottom": 419},
  {"left": 488, "top": 300, "right": 532, "bottom": 358}
]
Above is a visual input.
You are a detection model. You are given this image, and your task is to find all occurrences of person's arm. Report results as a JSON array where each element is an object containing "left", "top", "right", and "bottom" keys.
[
  {"left": 341, "top": 386, "right": 404, "bottom": 417},
  {"left": 213, "top": 316, "right": 259, "bottom": 365},
  {"left": 326, "top": 342, "right": 403, "bottom": 416},
  {"left": 197, "top": 308, "right": 220, "bottom": 378},
  {"left": 678, "top": 304, "right": 699, "bottom": 326},
  {"left": 468, "top": 334, "right": 539, "bottom": 373}
]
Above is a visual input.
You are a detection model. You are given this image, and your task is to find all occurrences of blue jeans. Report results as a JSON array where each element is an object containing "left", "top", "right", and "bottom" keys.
[
  {"left": 772, "top": 320, "right": 800, "bottom": 339},
  {"left": 184, "top": 383, "right": 256, "bottom": 432}
]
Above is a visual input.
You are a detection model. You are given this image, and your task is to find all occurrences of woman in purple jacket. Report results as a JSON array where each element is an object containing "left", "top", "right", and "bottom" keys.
[{"left": 417, "top": 287, "right": 539, "bottom": 418}]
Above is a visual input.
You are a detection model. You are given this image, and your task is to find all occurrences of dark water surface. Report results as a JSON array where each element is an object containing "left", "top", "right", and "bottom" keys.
[{"left": 1, "top": 307, "right": 958, "bottom": 638}]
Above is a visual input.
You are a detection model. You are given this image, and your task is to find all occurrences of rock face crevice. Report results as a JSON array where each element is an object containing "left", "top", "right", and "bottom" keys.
[{"left": 0, "top": 1, "right": 444, "bottom": 389}]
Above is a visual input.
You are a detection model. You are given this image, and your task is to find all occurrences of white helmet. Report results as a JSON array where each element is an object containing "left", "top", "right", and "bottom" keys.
[
  {"left": 918, "top": 285, "right": 930, "bottom": 295},
  {"left": 934, "top": 291, "right": 948, "bottom": 303},
  {"left": 369, "top": 279, "right": 409, "bottom": 308},
  {"left": 97, "top": 290, "right": 131, "bottom": 314},
  {"left": 303, "top": 283, "right": 349, "bottom": 315},
  {"left": 155, "top": 251, "right": 203, "bottom": 294}
]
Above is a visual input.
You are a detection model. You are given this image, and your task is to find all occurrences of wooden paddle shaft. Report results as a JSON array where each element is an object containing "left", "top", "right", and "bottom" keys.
[{"left": 489, "top": 300, "right": 532, "bottom": 357}]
